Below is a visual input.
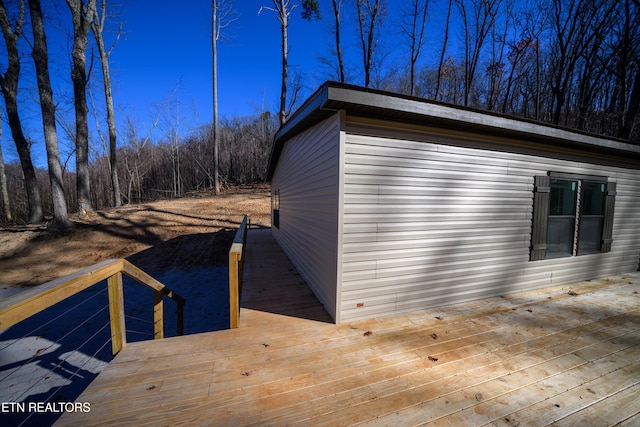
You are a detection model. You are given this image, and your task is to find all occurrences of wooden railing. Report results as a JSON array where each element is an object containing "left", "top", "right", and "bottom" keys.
[
  {"left": 229, "top": 215, "right": 249, "bottom": 328},
  {"left": 0, "top": 259, "right": 185, "bottom": 355}
]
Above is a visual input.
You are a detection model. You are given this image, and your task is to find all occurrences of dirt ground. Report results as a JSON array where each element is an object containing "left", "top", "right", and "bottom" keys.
[{"left": 0, "top": 185, "right": 271, "bottom": 290}]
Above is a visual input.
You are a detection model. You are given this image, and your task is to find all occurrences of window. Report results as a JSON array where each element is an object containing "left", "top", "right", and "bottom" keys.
[
  {"left": 530, "top": 173, "right": 616, "bottom": 261},
  {"left": 578, "top": 181, "right": 607, "bottom": 254}
]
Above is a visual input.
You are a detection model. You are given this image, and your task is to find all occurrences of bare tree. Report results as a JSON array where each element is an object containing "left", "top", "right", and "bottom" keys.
[
  {"left": 454, "top": 0, "right": 500, "bottom": 106},
  {"left": 91, "top": 0, "right": 121, "bottom": 206},
  {"left": 331, "top": 0, "right": 346, "bottom": 82},
  {"left": 400, "top": 0, "right": 429, "bottom": 96},
  {"left": 260, "top": 0, "right": 289, "bottom": 126},
  {"left": 0, "top": 0, "right": 43, "bottom": 223},
  {"left": 212, "top": 0, "right": 238, "bottom": 194},
  {"left": 484, "top": 0, "right": 514, "bottom": 111},
  {"left": 162, "top": 94, "right": 184, "bottom": 198},
  {"left": 28, "top": 0, "right": 70, "bottom": 230},
  {"left": 212, "top": 0, "right": 220, "bottom": 194},
  {"left": 548, "top": 0, "right": 603, "bottom": 125},
  {"left": 499, "top": 4, "right": 546, "bottom": 116},
  {"left": 612, "top": 0, "right": 640, "bottom": 140},
  {"left": 65, "top": 0, "right": 96, "bottom": 214},
  {"left": 355, "top": 0, "right": 385, "bottom": 88},
  {"left": 0, "top": 108, "right": 11, "bottom": 222},
  {"left": 122, "top": 112, "right": 159, "bottom": 203},
  {"left": 435, "top": 0, "right": 453, "bottom": 100},
  {"left": 574, "top": 3, "right": 617, "bottom": 131},
  {"left": 260, "top": 0, "right": 321, "bottom": 126}
]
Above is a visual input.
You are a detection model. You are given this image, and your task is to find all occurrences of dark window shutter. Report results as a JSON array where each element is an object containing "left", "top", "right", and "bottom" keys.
[
  {"left": 601, "top": 182, "right": 616, "bottom": 253},
  {"left": 530, "top": 175, "right": 551, "bottom": 261}
]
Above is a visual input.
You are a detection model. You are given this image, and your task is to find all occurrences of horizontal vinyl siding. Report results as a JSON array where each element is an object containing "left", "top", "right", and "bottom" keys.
[
  {"left": 340, "top": 122, "right": 640, "bottom": 322},
  {"left": 271, "top": 113, "right": 342, "bottom": 321}
]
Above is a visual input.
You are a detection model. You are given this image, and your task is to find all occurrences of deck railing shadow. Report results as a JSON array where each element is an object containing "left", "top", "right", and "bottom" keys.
[{"left": 0, "top": 260, "right": 184, "bottom": 426}]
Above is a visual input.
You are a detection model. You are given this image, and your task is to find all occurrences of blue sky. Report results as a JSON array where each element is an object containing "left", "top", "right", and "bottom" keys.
[
  {"left": 1, "top": 0, "right": 333, "bottom": 166},
  {"left": 110, "top": 0, "right": 329, "bottom": 124},
  {"left": 2, "top": 1, "right": 438, "bottom": 167}
]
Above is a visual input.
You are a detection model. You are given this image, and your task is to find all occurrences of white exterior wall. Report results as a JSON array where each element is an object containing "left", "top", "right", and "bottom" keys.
[
  {"left": 271, "top": 113, "right": 343, "bottom": 321},
  {"left": 340, "top": 118, "right": 640, "bottom": 322}
]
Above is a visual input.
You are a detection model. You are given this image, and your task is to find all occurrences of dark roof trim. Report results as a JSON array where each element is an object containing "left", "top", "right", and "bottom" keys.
[{"left": 267, "top": 82, "right": 640, "bottom": 180}]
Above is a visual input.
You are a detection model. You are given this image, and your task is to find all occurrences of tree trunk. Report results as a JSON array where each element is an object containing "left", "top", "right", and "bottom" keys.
[
  {"left": 454, "top": 0, "right": 498, "bottom": 107},
  {"left": 620, "top": 66, "right": 640, "bottom": 140},
  {"left": 212, "top": 0, "right": 220, "bottom": 193},
  {"left": 404, "top": 0, "right": 429, "bottom": 96},
  {"left": 0, "top": 0, "right": 43, "bottom": 223},
  {"left": 616, "top": 0, "right": 639, "bottom": 141},
  {"left": 92, "top": 0, "right": 121, "bottom": 206},
  {"left": 356, "top": 0, "right": 382, "bottom": 88},
  {"left": 278, "top": 0, "right": 288, "bottom": 126},
  {"left": 435, "top": 0, "right": 452, "bottom": 100},
  {"left": 331, "top": 0, "right": 345, "bottom": 82},
  {"left": 66, "top": 0, "right": 96, "bottom": 214},
  {"left": 29, "top": 0, "right": 69, "bottom": 230},
  {"left": 0, "top": 108, "right": 11, "bottom": 223}
]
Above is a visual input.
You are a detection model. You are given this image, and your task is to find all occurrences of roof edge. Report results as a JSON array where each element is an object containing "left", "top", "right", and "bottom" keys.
[
  {"left": 325, "top": 83, "right": 640, "bottom": 154},
  {"left": 267, "top": 82, "right": 640, "bottom": 180},
  {"left": 267, "top": 83, "right": 331, "bottom": 179}
]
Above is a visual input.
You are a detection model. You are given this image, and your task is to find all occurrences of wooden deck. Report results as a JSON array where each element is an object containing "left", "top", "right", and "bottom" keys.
[
  {"left": 55, "top": 230, "right": 640, "bottom": 426},
  {"left": 240, "top": 228, "right": 333, "bottom": 324}
]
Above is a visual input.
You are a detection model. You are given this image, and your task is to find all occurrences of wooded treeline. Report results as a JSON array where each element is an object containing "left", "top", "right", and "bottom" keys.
[
  {"left": 313, "top": 0, "right": 640, "bottom": 141},
  {"left": 1, "top": 0, "right": 639, "bottom": 227},
  {"left": 0, "top": 0, "right": 276, "bottom": 227},
  {"left": 1, "top": 113, "right": 276, "bottom": 224}
]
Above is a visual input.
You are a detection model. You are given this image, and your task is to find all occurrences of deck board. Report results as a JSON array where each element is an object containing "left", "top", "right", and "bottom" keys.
[{"left": 55, "top": 229, "right": 640, "bottom": 426}]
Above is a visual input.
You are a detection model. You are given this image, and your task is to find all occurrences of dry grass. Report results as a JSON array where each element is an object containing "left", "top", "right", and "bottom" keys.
[{"left": 0, "top": 185, "right": 271, "bottom": 289}]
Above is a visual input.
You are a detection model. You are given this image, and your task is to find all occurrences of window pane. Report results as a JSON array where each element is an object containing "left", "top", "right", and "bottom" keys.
[
  {"left": 581, "top": 182, "right": 605, "bottom": 215},
  {"left": 578, "top": 217, "right": 603, "bottom": 254},
  {"left": 549, "top": 179, "right": 577, "bottom": 215},
  {"left": 546, "top": 217, "right": 575, "bottom": 257}
]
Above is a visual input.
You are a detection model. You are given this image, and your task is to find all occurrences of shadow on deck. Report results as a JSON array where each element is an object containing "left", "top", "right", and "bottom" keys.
[
  {"left": 51, "top": 228, "right": 640, "bottom": 426},
  {"left": 240, "top": 228, "right": 333, "bottom": 324}
]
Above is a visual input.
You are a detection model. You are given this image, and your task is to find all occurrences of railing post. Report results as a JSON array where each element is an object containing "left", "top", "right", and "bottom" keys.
[
  {"left": 229, "top": 215, "right": 248, "bottom": 329},
  {"left": 107, "top": 272, "right": 127, "bottom": 355},
  {"left": 153, "top": 290, "right": 164, "bottom": 339},
  {"left": 229, "top": 249, "right": 240, "bottom": 329}
]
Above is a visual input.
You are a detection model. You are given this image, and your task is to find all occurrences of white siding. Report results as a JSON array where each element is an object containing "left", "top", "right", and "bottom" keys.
[
  {"left": 271, "top": 113, "right": 343, "bottom": 321},
  {"left": 340, "top": 119, "right": 640, "bottom": 322}
]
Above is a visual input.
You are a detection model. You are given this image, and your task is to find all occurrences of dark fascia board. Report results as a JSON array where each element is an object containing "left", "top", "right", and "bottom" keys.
[{"left": 267, "top": 81, "right": 640, "bottom": 180}]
